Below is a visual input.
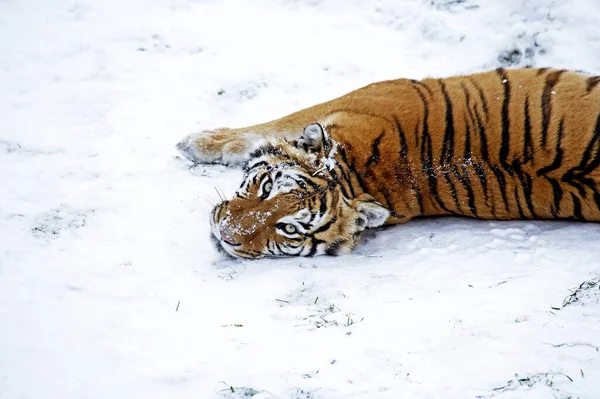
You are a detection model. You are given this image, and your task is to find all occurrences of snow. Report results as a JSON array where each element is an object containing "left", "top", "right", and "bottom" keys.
[{"left": 1, "top": 0, "right": 600, "bottom": 398}]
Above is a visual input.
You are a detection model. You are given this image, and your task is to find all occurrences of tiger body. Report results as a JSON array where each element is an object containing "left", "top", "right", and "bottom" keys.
[{"left": 177, "top": 68, "right": 600, "bottom": 258}]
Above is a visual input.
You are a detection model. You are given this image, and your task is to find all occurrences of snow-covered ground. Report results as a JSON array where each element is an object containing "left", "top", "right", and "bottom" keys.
[{"left": 2, "top": 0, "right": 600, "bottom": 397}]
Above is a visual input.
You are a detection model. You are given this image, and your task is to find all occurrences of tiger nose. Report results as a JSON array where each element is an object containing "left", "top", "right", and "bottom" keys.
[{"left": 220, "top": 225, "right": 238, "bottom": 245}]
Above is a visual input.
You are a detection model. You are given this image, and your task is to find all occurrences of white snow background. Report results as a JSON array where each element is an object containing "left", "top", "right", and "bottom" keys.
[{"left": 1, "top": 0, "right": 600, "bottom": 398}]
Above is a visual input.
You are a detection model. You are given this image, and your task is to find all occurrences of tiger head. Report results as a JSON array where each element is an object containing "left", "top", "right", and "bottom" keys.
[{"left": 211, "top": 123, "right": 390, "bottom": 259}]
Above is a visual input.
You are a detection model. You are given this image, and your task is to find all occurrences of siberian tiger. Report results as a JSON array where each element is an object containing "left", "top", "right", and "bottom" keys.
[{"left": 177, "top": 68, "right": 600, "bottom": 259}]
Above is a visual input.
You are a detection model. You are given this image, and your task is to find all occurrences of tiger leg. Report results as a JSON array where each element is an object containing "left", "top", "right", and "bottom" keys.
[
  {"left": 176, "top": 127, "right": 263, "bottom": 166},
  {"left": 176, "top": 101, "right": 336, "bottom": 166}
]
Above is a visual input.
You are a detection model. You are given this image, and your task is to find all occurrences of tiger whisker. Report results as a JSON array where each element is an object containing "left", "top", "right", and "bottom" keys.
[{"left": 213, "top": 185, "right": 224, "bottom": 201}]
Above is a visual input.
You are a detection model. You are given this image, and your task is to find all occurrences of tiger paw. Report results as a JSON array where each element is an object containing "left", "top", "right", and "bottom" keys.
[{"left": 176, "top": 129, "right": 252, "bottom": 166}]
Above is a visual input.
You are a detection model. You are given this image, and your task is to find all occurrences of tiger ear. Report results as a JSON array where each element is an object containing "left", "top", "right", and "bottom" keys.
[
  {"left": 296, "top": 123, "right": 331, "bottom": 154},
  {"left": 353, "top": 194, "right": 390, "bottom": 230}
]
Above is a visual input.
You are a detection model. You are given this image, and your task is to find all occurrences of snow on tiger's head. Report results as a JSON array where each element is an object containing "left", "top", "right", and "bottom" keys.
[{"left": 209, "top": 123, "right": 390, "bottom": 259}]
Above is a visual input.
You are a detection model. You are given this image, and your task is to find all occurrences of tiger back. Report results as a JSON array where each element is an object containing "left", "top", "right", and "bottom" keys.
[{"left": 315, "top": 68, "right": 600, "bottom": 222}]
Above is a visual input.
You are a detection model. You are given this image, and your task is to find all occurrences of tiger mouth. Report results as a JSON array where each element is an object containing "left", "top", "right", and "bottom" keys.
[
  {"left": 210, "top": 225, "right": 258, "bottom": 259},
  {"left": 209, "top": 234, "right": 236, "bottom": 259},
  {"left": 212, "top": 237, "right": 265, "bottom": 259}
]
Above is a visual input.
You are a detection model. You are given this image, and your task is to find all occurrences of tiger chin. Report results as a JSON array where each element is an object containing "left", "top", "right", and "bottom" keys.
[{"left": 178, "top": 67, "right": 600, "bottom": 259}]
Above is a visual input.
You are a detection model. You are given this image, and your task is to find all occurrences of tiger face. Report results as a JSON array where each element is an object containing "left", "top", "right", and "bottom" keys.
[{"left": 210, "top": 123, "right": 390, "bottom": 259}]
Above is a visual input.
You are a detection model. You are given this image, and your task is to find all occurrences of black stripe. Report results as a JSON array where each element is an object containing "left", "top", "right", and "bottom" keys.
[
  {"left": 496, "top": 68, "right": 512, "bottom": 172},
  {"left": 319, "top": 192, "right": 328, "bottom": 217},
  {"left": 274, "top": 241, "right": 284, "bottom": 255},
  {"left": 311, "top": 218, "right": 336, "bottom": 235},
  {"left": 454, "top": 120, "right": 478, "bottom": 216},
  {"left": 309, "top": 237, "right": 326, "bottom": 257},
  {"left": 334, "top": 160, "right": 357, "bottom": 198},
  {"left": 327, "top": 169, "right": 350, "bottom": 199},
  {"left": 413, "top": 117, "right": 420, "bottom": 151},
  {"left": 471, "top": 75, "right": 507, "bottom": 213},
  {"left": 438, "top": 80, "right": 463, "bottom": 212},
  {"left": 439, "top": 80, "right": 456, "bottom": 165},
  {"left": 491, "top": 167, "right": 509, "bottom": 213},
  {"left": 460, "top": 83, "right": 481, "bottom": 215},
  {"left": 395, "top": 116, "right": 410, "bottom": 159},
  {"left": 394, "top": 115, "right": 424, "bottom": 214},
  {"left": 587, "top": 76, "right": 600, "bottom": 94},
  {"left": 307, "top": 196, "right": 316, "bottom": 210},
  {"left": 569, "top": 180, "right": 587, "bottom": 197},
  {"left": 325, "top": 123, "right": 340, "bottom": 131},
  {"left": 504, "top": 94, "right": 536, "bottom": 219},
  {"left": 452, "top": 164, "right": 477, "bottom": 216},
  {"left": 577, "top": 114, "right": 600, "bottom": 175},
  {"left": 461, "top": 82, "right": 478, "bottom": 143},
  {"left": 537, "top": 119, "right": 565, "bottom": 176},
  {"left": 283, "top": 241, "right": 304, "bottom": 251},
  {"left": 442, "top": 170, "right": 462, "bottom": 212},
  {"left": 523, "top": 96, "right": 534, "bottom": 163},
  {"left": 412, "top": 85, "right": 453, "bottom": 214},
  {"left": 361, "top": 151, "right": 388, "bottom": 214},
  {"left": 536, "top": 68, "right": 549, "bottom": 76},
  {"left": 422, "top": 114, "right": 448, "bottom": 212},
  {"left": 243, "top": 160, "right": 269, "bottom": 173},
  {"left": 352, "top": 163, "right": 370, "bottom": 193},
  {"left": 518, "top": 170, "right": 536, "bottom": 218},
  {"left": 546, "top": 177, "right": 563, "bottom": 217},
  {"left": 298, "top": 222, "right": 312, "bottom": 231},
  {"left": 514, "top": 185, "right": 526, "bottom": 219},
  {"left": 245, "top": 248, "right": 264, "bottom": 256},
  {"left": 340, "top": 168, "right": 356, "bottom": 197},
  {"left": 248, "top": 144, "right": 285, "bottom": 160},
  {"left": 291, "top": 177, "right": 307, "bottom": 190},
  {"left": 325, "top": 239, "right": 346, "bottom": 256},
  {"left": 572, "top": 194, "right": 583, "bottom": 219},
  {"left": 470, "top": 97, "right": 491, "bottom": 206},
  {"left": 562, "top": 114, "right": 600, "bottom": 199},
  {"left": 410, "top": 79, "right": 433, "bottom": 96},
  {"left": 468, "top": 78, "right": 489, "bottom": 121},
  {"left": 540, "top": 70, "right": 565, "bottom": 147},
  {"left": 236, "top": 249, "right": 261, "bottom": 258},
  {"left": 294, "top": 174, "right": 320, "bottom": 190},
  {"left": 462, "top": 110, "right": 473, "bottom": 161},
  {"left": 379, "top": 185, "right": 404, "bottom": 219},
  {"left": 339, "top": 146, "right": 370, "bottom": 194},
  {"left": 366, "top": 131, "right": 385, "bottom": 167},
  {"left": 594, "top": 192, "right": 600, "bottom": 213},
  {"left": 473, "top": 106, "right": 490, "bottom": 161},
  {"left": 317, "top": 122, "right": 330, "bottom": 151},
  {"left": 473, "top": 163, "right": 488, "bottom": 204},
  {"left": 265, "top": 239, "right": 276, "bottom": 256}
]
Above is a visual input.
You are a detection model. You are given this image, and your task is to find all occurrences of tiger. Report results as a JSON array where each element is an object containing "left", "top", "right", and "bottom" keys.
[{"left": 176, "top": 67, "right": 600, "bottom": 259}]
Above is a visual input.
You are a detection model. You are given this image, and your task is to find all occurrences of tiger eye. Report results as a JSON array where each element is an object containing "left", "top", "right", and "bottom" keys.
[{"left": 285, "top": 224, "right": 297, "bottom": 234}]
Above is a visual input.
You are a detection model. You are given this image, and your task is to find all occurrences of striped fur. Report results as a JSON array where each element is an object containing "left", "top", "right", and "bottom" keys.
[{"left": 178, "top": 68, "right": 600, "bottom": 258}]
